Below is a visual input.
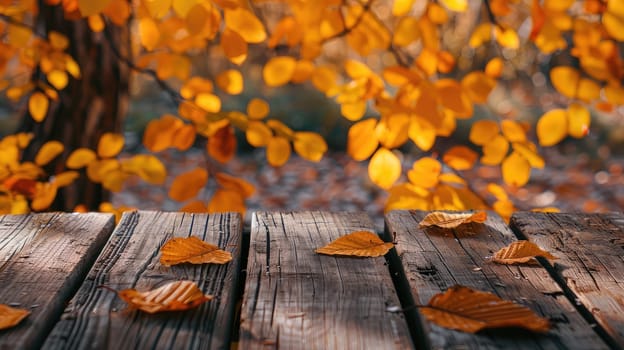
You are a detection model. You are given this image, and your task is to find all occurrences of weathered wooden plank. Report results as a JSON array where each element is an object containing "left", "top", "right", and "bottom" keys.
[
  {"left": 510, "top": 212, "right": 624, "bottom": 349},
  {"left": 386, "top": 210, "right": 608, "bottom": 350},
  {"left": 43, "top": 211, "right": 242, "bottom": 350},
  {"left": 0, "top": 212, "right": 115, "bottom": 350},
  {"left": 240, "top": 211, "right": 413, "bottom": 349}
]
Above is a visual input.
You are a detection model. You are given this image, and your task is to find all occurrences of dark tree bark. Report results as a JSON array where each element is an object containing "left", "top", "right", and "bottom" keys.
[{"left": 20, "top": 3, "right": 129, "bottom": 211}]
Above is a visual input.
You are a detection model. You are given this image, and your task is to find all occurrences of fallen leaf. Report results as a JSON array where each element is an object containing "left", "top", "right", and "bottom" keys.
[
  {"left": 160, "top": 236, "right": 232, "bottom": 266},
  {"left": 419, "top": 211, "right": 487, "bottom": 228},
  {"left": 420, "top": 285, "right": 550, "bottom": 333},
  {"left": 109, "top": 280, "right": 212, "bottom": 314},
  {"left": 315, "top": 231, "right": 394, "bottom": 257},
  {"left": 492, "top": 241, "right": 557, "bottom": 264},
  {"left": 0, "top": 304, "right": 30, "bottom": 330}
]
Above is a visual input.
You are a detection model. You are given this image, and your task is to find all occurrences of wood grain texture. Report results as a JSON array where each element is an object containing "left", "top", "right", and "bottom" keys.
[
  {"left": 386, "top": 210, "right": 608, "bottom": 350},
  {"left": 240, "top": 211, "right": 413, "bottom": 349},
  {"left": 0, "top": 212, "right": 115, "bottom": 350},
  {"left": 42, "top": 211, "right": 242, "bottom": 350},
  {"left": 510, "top": 212, "right": 624, "bottom": 349}
]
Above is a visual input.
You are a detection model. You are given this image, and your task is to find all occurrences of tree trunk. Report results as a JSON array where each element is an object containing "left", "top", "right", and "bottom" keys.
[{"left": 20, "top": 3, "right": 129, "bottom": 211}]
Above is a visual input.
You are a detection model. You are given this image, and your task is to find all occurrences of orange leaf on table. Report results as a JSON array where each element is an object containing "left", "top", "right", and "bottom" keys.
[
  {"left": 419, "top": 211, "right": 487, "bottom": 228},
  {"left": 160, "top": 236, "right": 232, "bottom": 266},
  {"left": 108, "top": 280, "right": 212, "bottom": 314},
  {"left": 420, "top": 285, "right": 550, "bottom": 333},
  {"left": 492, "top": 241, "right": 557, "bottom": 264},
  {"left": 0, "top": 304, "right": 30, "bottom": 330},
  {"left": 315, "top": 231, "right": 394, "bottom": 257}
]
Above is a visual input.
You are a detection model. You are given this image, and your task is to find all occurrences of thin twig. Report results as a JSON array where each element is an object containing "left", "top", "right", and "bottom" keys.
[{"left": 320, "top": 0, "right": 375, "bottom": 44}]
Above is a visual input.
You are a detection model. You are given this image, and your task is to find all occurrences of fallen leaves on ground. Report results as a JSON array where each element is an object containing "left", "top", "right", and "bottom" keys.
[
  {"left": 0, "top": 304, "right": 30, "bottom": 330},
  {"left": 160, "top": 236, "right": 232, "bottom": 266},
  {"left": 105, "top": 280, "right": 212, "bottom": 314},
  {"left": 315, "top": 231, "right": 394, "bottom": 257},
  {"left": 419, "top": 211, "right": 487, "bottom": 228},
  {"left": 492, "top": 241, "right": 557, "bottom": 265},
  {"left": 420, "top": 285, "right": 550, "bottom": 333}
]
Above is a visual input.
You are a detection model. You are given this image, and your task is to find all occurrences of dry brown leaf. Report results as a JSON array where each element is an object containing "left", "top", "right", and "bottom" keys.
[
  {"left": 112, "top": 280, "right": 213, "bottom": 314},
  {"left": 419, "top": 211, "right": 487, "bottom": 228},
  {"left": 420, "top": 285, "right": 550, "bottom": 333},
  {"left": 160, "top": 236, "right": 232, "bottom": 266},
  {"left": 0, "top": 304, "right": 30, "bottom": 330},
  {"left": 315, "top": 231, "right": 394, "bottom": 257},
  {"left": 492, "top": 241, "right": 557, "bottom": 264}
]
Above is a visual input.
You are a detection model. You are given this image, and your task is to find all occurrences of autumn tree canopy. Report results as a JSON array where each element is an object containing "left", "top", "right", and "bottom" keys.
[{"left": 0, "top": 0, "right": 622, "bottom": 219}]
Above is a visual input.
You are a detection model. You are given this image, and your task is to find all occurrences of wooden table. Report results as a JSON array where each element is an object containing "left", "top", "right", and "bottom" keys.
[{"left": 1, "top": 210, "right": 623, "bottom": 349}]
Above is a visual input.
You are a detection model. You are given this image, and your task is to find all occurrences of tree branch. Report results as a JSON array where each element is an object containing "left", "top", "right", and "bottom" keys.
[{"left": 320, "top": 0, "right": 374, "bottom": 44}]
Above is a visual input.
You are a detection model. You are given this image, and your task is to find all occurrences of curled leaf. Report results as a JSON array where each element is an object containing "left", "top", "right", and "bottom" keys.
[
  {"left": 0, "top": 304, "right": 30, "bottom": 330},
  {"left": 315, "top": 231, "right": 394, "bottom": 257},
  {"left": 492, "top": 241, "right": 557, "bottom": 264},
  {"left": 419, "top": 211, "right": 487, "bottom": 228},
  {"left": 420, "top": 285, "right": 550, "bottom": 333},
  {"left": 109, "top": 280, "right": 212, "bottom": 314},
  {"left": 160, "top": 236, "right": 232, "bottom": 266}
]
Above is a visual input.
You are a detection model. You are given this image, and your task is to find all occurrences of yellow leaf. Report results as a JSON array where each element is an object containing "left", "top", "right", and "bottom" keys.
[
  {"left": 124, "top": 154, "right": 167, "bottom": 184},
  {"left": 341, "top": 101, "right": 367, "bottom": 121},
  {"left": 97, "top": 132, "right": 124, "bottom": 158},
  {"left": 143, "top": 114, "right": 183, "bottom": 152},
  {"left": 315, "top": 231, "right": 394, "bottom": 257},
  {"left": 143, "top": 0, "right": 172, "bottom": 18},
  {"left": 567, "top": 103, "right": 590, "bottom": 138},
  {"left": 311, "top": 66, "right": 338, "bottom": 95},
  {"left": 469, "top": 120, "right": 499, "bottom": 146},
  {"left": 180, "top": 200, "right": 208, "bottom": 213},
  {"left": 481, "top": 135, "right": 509, "bottom": 165},
  {"left": 0, "top": 304, "right": 30, "bottom": 330},
  {"left": 492, "top": 241, "right": 557, "bottom": 265},
  {"left": 35, "top": 140, "right": 64, "bottom": 166},
  {"left": 443, "top": 146, "right": 478, "bottom": 171},
  {"left": 347, "top": 118, "right": 378, "bottom": 161},
  {"left": 111, "top": 280, "right": 212, "bottom": 314},
  {"left": 603, "top": 10, "right": 624, "bottom": 41},
  {"left": 494, "top": 26, "right": 519, "bottom": 49},
  {"left": 87, "top": 159, "right": 120, "bottom": 183},
  {"left": 576, "top": 78, "right": 600, "bottom": 102},
  {"left": 421, "top": 285, "right": 550, "bottom": 333},
  {"left": 461, "top": 71, "right": 496, "bottom": 104},
  {"left": 436, "top": 79, "right": 472, "bottom": 118},
  {"left": 32, "top": 182, "right": 58, "bottom": 211},
  {"left": 408, "top": 117, "right": 436, "bottom": 151},
  {"left": 65, "top": 148, "right": 97, "bottom": 169},
  {"left": 266, "top": 136, "right": 291, "bottom": 167},
  {"left": 550, "top": 66, "right": 579, "bottom": 99},
  {"left": 215, "top": 172, "right": 255, "bottom": 198},
  {"left": 224, "top": 7, "right": 267, "bottom": 43},
  {"left": 173, "top": 124, "right": 196, "bottom": 151},
  {"left": 78, "top": 0, "right": 112, "bottom": 16},
  {"left": 216, "top": 69, "right": 243, "bottom": 95},
  {"left": 263, "top": 56, "right": 296, "bottom": 87},
  {"left": 501, "top": 120, "right": 527, "bottom": 143},
  {"left": 291, "top": 60, "right": 315, "bottom": 83},
  {"left": 419, "top": 211, "right": 487, "bottom": 228},
  {"left": 28, "top": 92, "right": 48, "bottom": 122},
  {"left": 502, "top": 152, "right": 530, "bottom": 187},
  {"left": 185, "top": 4, "right": 209, "bottom": 35},
  {"left": 393, "top": 17, "right": 420, "bottom": 47},
  {"left": 195, "top": 93, "right": 221, "bottom": 113},
  {"left": 408, "top": 157, "right": 441, "bottom": 188},
  {"left": 485, "top": 57, "right": 504, "bottom": 78},
  {"left": 207, "top": 188, "right": 246, "bottom": 214},
  {"left": 512, "top": 142, "right": 545, "bottom": 169},
  {"left": 168, "top": 168, "right": 208, "bottom": 202},
  {"left": 427, "top": 3, "right": 449, "bottom": 24},
  {"left": 52, "top": 171, "right": 79, "bottom": 187},
  {"left": 139, "top": 17, "right": 160, "bottom": 51},
  {"left": 392, "top": 0, "right": 415, "bottom": 16},
  {"left": 537, "top": 109, "right": 567, "bottom": 146},
  {"left": 49, "top": 31, "right": 69, "bottom": 50},
  {"left": 375, "top": 114, "right": 409, "bottom": 149},
  {"left": 469, "top": 23, "right": 492, "bottom": 48},
  {"left": 246, "top": 121, "right": 272, "bottom": 147},
  {"left": 604, "top": 84, "right": 624, "bottom": 105},
  {"left": 221, "top": 28, "right": 247, "bottom": 65},
  {"left": 293, "top": 132, "right": 327, "bottom": 162},
  {"left": 160, "top": 236, "right": 231, "bottom": 266},
  {"left": 368, "top": 148, "right": 401, "bottom": 190},
  {"left": 440, "top": 0, "right": 468, "bottom": 12},
  {"left": 247, "top": 98, "right": 269, "bottom": 120},
  {"left": 47, "top": 70, "right": 68, "bottom": 90},
  {"left": 207, "top": 125, "right": 236, "bottom": 163}
]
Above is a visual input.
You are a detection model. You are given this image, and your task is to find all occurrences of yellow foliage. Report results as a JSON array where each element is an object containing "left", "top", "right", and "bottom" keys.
[
  {"left": 169, "top": 167, "right": 208, "bottom": 202},
  {"left": 97, "top": 133, "right": 124, "bottom": 158},
  {"left": 28, "top": 92, "right": 49, "bottom": 122},
  {"left": 35, "top": 141, "right": 64, "bottom": 167},
  {"left": 263, "top": 56, "right": 296, "bottom": 87},
  {"left": 368, "top": 148, "right": 401, "bottom": 190}
]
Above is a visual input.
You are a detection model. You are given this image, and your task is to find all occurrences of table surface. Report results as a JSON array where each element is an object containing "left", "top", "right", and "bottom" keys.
[{"left": 0, "top": 210, "right": 622, "bottom": 350}]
